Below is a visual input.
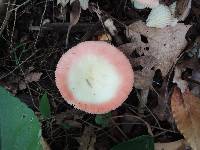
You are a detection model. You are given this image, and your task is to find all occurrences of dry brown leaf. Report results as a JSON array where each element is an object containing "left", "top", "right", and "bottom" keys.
[
  {"left": 175, "top": 0, "right": 192, "bottom": 21},
  {"left": 155, "top": 139, "right": 186, "bottom": 150},
  {"left": 66, "top": 0, "right": 81, "bottom": 47},
  {"left": 134, "top": 70, "right": 155, "bottom": 89},
  {"left": 24, "top": 72, "right": 42, "bottom": 82},
  {"left": 171, "top": 87, "right": 200, "bottom": 150},
  {"left": 120, "top": 22, "right": 190, "bottom": 110},
  {"left": 19, "top": 72, "right": 42, "bottom": 90},
  {"left": 119, "top": 43, "right": 156, "bottom": 89},
  {"left": 173, "top": 67, "right": 188, "bottom": 93},
  {"left": 126, "top": 21, "right": 190, "bottom": 76},
  {"left": 119, "top": 42, "right": 156, "bottom": 110},
  {"left": 97, "top": 33, "right": 112, "bottom": 41}
]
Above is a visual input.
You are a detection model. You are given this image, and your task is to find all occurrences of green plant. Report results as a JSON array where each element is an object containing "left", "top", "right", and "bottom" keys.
[
  {"left": 95, "top": 112, "right": 112, "bottom": 127},
  {"left": 111, "top": 135, "right": 154, "bottom": 150},
  {"left": 0, "top": 86, "right": 43, "bottom": 150},
  {"left": 39, "top": 92, "right": 51, "bottom": 119}
]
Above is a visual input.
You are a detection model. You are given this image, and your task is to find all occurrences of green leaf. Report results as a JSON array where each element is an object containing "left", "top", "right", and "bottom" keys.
[
  {"left": 39, "top": 92, "right": 51, "bottom": 119},
  {"left": 0, "top": 86, "right": 42, "bottom": 150},
  {"left": 111, "top": 135, "right": 154, "bottom": 150},
  {"left": 95, "top": 112, "right": 111, "bottom": 127}
]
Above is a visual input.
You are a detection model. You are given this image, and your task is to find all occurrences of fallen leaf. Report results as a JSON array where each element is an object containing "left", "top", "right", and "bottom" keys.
[
  {"left": 119, "top": 43, "right": 156, "bottom": 89},
  {"left": 24, "top": 72, "right": 42, "bottom": 83},
  {"left": 119, "top": 42, "right": 156, "bottom": 110},
  {"left": 173, "top": 67, "right": 188, "bottom": 93},
  {"left": 171, "top": 87, "right": 200, "bottom": 150},
  {"left": 153, "top": 78, "right": 171, "bottom": 121},
  {"left": 57, "top": 0, "right": 89, "bottom": 10},
  {"left": 66, "top": 0, "right": 81, "bottom": 47},
  {"left": 155, "top": 139, "right": 186, "bottom": 150},
  {"left": 173, "top": 57, "right": 200, "bottom": 97},
  {"left": 126, "top": 21, "right": 190, "bottom": 76},
  {"left": 121, "top": 21, "right": 190, "bottom": 110},
  {"left": 97, "top": 33, "right": 112, "bottom": 41},
  {"left": 19, "top": 72, "right": 42, "bottom": 90},
  {"left": 175, "top": 0, "right": 192, "bottom": 21}
]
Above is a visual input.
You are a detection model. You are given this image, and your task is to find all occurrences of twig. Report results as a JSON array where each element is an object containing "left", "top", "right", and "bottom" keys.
[
  {"left": 33, "top": 0, "right": 48, "bottom": 48},
  {"left": 112, "top": 115, "right": 154, "bottom": 136},
  {"left": 0, "top": 0, "right": 15, "bottom": 36},
  {"left": 10, "top": 6, "right": 17, "bottom": 48},
  {"left": 111, "top": 118, "right": 129, "bottom": 141},
  {"left": 0, "top": 47, "right": 40, "bottom": 80}
]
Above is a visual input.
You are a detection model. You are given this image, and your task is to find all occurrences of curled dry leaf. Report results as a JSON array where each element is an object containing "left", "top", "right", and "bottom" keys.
[
  {"left": 175, "top": 0, "right": 192, "bottom": 21},
  {"left": 171, "top": 87, "right": 200, "bottom": 150},
  {"left": 126, "top": 21, "right": 190, "bottom": 77},
  {"left": 66, "top": 0, "right": 81, "bottom": 47},
  {"left": 155, "top": 139, "right": 186, "bottom": 150}
]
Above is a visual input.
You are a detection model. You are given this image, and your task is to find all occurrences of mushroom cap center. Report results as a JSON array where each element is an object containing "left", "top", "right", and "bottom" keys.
[{"left": 68, "top": 54, "right": 122, "bottom": 104}]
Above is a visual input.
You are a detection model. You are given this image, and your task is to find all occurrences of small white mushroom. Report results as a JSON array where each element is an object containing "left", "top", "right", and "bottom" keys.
[
  {"left": 169, "top": 2, "right": 177, "bottom": 17},
  {"left": 146, "top": 4, "right": 178, "bottom": 28},
  {"left": 131, "top": 0, "right": 159, "bottom": 9},
  {"left": 133, "top": 0, "right": 146, "bottom": 9}
]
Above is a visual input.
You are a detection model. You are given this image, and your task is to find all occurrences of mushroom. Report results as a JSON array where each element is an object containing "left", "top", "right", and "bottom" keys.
[
  {"left": 146, "top": 4, "right": 178, "bottom": 28},
  {"left": 55, "top": 41, "right": 134, "bottom": 114},
  {"left": 131, "top": 0, "right": 159, "bottom": 9}
]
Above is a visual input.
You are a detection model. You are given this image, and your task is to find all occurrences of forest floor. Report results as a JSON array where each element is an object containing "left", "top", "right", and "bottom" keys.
[{"left": 0, "top": 0, "right": 200, "bottom": 149}]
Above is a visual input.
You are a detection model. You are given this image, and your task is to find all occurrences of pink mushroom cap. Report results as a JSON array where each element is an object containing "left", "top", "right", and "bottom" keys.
[{"left": 55, "top": 41, "right": 134, "bottom": 114}]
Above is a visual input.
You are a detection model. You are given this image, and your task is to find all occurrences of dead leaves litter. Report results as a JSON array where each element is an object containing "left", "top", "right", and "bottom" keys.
[
  {"left": 120, "top": 21, "right": 190, "bottom": 111},
  {"left": 171, "top": 87, "right": 200, "bottom": 150},
  {"left": 126, "top": 21, "right": 190, "bottom": 77},
  {"left": 154, "top": 139, "right": 186, "bottom": 150},
  {"left": 19, "top": 72, "right": 43, "bottom": 90}
]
